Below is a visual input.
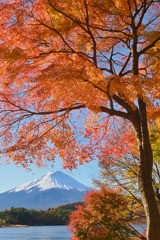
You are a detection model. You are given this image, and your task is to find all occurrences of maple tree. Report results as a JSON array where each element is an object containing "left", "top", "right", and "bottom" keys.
[
  {"left": 68, "top": 187, "right": 138, "bottom": 240},
  {"left": 0, "top": 1, "right": 160, "bottom": 239},
  {"left": 96, "top": 120, "right": 160, "bottom": 225}
]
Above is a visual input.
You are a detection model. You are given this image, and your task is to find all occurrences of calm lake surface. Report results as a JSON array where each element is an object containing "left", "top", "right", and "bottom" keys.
[{"left": 0, "top": 226, "right": 72, "bottom": 240}]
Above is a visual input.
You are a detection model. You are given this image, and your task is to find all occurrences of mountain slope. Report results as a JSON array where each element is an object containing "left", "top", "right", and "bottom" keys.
[{"left": 0, "top": 171, "right": 90, "bottom": 210}]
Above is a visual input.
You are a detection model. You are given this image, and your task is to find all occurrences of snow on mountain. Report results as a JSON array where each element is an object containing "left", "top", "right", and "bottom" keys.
[
  {"left": 0, "top": 171, "right": 90, "bottom": 210},
  {"left": 9, "top": 170, "right": 89, "bottom": 193}
]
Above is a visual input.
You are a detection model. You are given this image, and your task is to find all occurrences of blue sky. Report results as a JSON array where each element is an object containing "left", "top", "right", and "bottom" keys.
[{"left": 0, "top": 157, "right": 101, "bottom": 193}]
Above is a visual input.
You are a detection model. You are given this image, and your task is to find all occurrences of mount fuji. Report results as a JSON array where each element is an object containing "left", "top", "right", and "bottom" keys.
[{"left": 0, "top": 171, "right": 90, "bottom": 210}]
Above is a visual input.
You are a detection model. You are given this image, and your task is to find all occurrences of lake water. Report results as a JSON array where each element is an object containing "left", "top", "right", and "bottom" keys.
[
  {"left": 0, "top": 224, "right": 146, "bottom": 239},
  {"left": 0, "top": 226, "right": 72, "bottom": 240}
]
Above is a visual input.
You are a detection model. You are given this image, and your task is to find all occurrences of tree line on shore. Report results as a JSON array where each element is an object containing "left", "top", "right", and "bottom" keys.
[{"left": 0, "top": 202, "right": 83, "bottom": 226}]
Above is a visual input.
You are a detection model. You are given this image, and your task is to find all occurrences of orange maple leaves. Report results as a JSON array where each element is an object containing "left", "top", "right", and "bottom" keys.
[
  {"left": 68, "top": 187, "right": 137, "bottom": 240},
  {"left": 0, "top": 0, "right": 159, "bottom": 169}
]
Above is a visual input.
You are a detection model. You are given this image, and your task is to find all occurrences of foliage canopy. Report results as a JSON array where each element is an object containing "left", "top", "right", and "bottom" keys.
[{"left": 0, "top": 1, "right": 160, "bottom": 239}]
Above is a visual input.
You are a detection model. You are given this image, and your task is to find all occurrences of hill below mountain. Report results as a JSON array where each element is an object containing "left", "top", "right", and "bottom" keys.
[{"left": 0, "top": 202, "right": 84, "bottom": 226}]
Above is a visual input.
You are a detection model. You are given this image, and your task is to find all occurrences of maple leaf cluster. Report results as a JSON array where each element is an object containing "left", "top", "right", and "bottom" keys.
[
  {"left": 68, "top": 187, "right": 139, "bottom": 240},
  {"left": 0, "top": 0, "right": 159, "bottom": 168}
]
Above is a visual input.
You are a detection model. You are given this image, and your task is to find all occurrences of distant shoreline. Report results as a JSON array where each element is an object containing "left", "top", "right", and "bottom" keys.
[{"left": 0, "top": 224, "right": 29, "bottom": 228}]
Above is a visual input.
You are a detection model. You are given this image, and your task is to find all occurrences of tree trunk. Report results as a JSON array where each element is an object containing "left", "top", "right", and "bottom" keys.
[
  {"left": 134, "top": 99, "right": 160, "bottom": 240},
  {"left": 138, "top": 157, "right": 160, "bottom": 240}
]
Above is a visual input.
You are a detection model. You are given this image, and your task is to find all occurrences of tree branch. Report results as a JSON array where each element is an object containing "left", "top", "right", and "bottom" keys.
[
  {"left": 100, "top": 106, "right": 131, "bottom": 120},
  {"left": 139, "top": 37, "right": 160, "bottom": 55}
]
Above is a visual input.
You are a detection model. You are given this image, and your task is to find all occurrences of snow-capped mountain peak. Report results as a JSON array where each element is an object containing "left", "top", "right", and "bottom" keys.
[
  {"left": 10, "top": 170, "right": 89, "bottom": 193},
  {"left": 0, "top": 170, "right": 90, "bottom": 210}
]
